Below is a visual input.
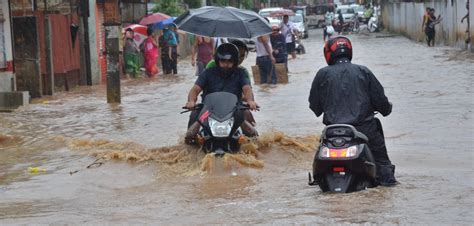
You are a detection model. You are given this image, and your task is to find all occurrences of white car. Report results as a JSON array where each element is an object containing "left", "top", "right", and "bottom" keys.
[
  {"left": 336, "top": 5, "right": 356, "bottom": 22},
  {"left": 290, "top": 14, "right": 308, "bottom": 39},
  {"left": 258, "top": 7, "right": 284, "bottom": 18}
]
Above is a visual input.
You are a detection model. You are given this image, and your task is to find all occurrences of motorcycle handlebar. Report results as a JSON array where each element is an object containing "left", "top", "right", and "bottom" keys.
[
  {"left": 180, "top": 104, "right": 260, "bottom": 114},
  {"left": 239, "top": 103, "right": 260, "bottom": 111}
]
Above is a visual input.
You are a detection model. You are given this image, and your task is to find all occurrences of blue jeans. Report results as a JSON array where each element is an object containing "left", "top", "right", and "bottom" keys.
[{"left": 256, "top": 56, "right": 276, "bottom": 84}]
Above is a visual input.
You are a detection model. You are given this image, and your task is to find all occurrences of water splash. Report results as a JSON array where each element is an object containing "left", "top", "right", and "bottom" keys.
[{"left": 57, "top": 131, "right": 320, "bottom": 176}]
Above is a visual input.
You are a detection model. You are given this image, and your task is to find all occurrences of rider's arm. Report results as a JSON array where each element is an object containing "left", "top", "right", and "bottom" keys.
[
  {"left": 365, "top": 67, "right": 392, "bottom": 116},
  {"left": 309, "top": 70, "right": 324, "bottom": 117},
  {"left": 186, "top": 71, "right": 207, "bottom": 108},
  {"left": 186, "top": 85, "right": 202, "bottom": 109},
  {"left": 242, "top": 85, "right": 258, "bottom": 110}
]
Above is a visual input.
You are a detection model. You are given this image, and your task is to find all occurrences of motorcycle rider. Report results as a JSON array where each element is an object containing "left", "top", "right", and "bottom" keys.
[
  {"left": 308, "top": 36, "right": 397, "bottom": 186},
  {"left": 184, "top": 43, "right": 259, "bottom": 143}
]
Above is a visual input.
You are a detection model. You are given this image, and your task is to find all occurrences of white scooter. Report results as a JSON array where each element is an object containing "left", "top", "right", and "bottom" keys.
[{"left": 367, "top": 15, "right": 380, "bottom": 33}]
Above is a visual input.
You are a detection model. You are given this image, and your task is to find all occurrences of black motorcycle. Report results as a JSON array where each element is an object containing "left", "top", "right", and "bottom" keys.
[
  {"left": 309, "top": 124, "right": 378, "bottom": 192},
  {"left": 183, "top": 92, "right": 255, "bottom": 156}
]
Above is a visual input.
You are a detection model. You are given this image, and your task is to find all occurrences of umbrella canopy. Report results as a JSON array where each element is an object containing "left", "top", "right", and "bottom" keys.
[
  {"left": 269, "top": 9, "right": 295, "bottom": 17},
  {"left": 139, "top": 12, "right": 171, "bottom": 26},
  {"left": 122, "top": 24, "right": 148, "bottom": 46},
  {"left": 123, "top": 24, "right": 148, "bottom": 35},
  {"left": 174, "top": 6, "right": 272, "bottom": 39},
  {"left": 152, "top": 17, "right": 177, "bottom": 30}
]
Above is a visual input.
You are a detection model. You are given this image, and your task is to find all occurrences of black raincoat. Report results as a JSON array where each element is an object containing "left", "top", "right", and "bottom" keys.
[
  {"left": 309, "top": 58, "right": 397, "bottom": 186},
  {"left": 308, "top": 59, "right": 392, "bottom": 126}
]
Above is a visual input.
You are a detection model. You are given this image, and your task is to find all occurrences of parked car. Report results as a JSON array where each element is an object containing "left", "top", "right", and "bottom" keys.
[
  {"left": 258, "top": 7, "right": 284, "bottom": 18},
  {"left": 336, "top": 5, "right": 356, "bottom": 22},
  {"left": 290, "top": 14, "right": 308, "bottom": 39},
  {"left": 258, "top": 7, "right": 283, "bottom": 27},
  {"left": 303, "top": 4, "right": 335, "bottom": 29}
]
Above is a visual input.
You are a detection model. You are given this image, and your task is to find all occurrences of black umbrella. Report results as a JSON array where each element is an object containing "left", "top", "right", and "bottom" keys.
[{"left": 174, "top": 6, "right": 272, "bottom": 39}]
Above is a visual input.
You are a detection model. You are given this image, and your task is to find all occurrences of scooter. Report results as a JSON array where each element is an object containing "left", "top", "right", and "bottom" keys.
[
  {"left": 182, "top": 92, "right": 256, "bottom": 156},
  {"left": 308, "top": 124, "right": 378, "bottom": 192},
  {"left": 295, "top": 33, "right": 306, "bottom": 54},
  {"left": 367, "top": 15, "right": 380, "bottom": 32}
]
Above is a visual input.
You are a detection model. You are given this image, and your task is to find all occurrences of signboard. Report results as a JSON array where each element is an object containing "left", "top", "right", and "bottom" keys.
[{"left": 104, "top": 0, "right": 121, "bottom": 25}]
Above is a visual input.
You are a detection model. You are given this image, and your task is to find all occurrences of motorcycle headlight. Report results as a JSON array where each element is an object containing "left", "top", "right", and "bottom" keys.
[{"left": 208, "top": 117, "right": 233, "bottom": 137}]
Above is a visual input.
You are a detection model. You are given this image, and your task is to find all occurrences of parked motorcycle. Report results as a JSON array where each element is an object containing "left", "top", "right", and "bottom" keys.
[
  {"left": 308, "top": 124, "right": 378, "bottom": 193},
  {"left": 367, "top": 15, "right": 380, "bottom": 32},
  {"left": 182, "top": 92, "right": 256, "bottom": 156}
]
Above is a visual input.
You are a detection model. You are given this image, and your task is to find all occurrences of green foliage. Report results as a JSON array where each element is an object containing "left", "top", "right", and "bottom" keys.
[
  {"left": 183, "top": 0, "right": 202, "bottom": 9},
  {"left": 151, "top": 0, "right": 184, "bottom": 16},
  {"left": 212, "top": 0, "right": 230, "bottom": 6},
  {"left": 241, "top": 0, "right": 253, "bottom": 9}
]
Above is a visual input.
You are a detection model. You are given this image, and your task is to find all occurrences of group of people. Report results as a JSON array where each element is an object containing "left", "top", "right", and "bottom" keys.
[
  {"left": 254, "top": 15, "right": 299, "bottom": 84},
  {"left": 123, "top": 25, "right": 179, "bottom": 78},
  {"left": 188, "top": 14, "right": 300, "bottom": 86}
]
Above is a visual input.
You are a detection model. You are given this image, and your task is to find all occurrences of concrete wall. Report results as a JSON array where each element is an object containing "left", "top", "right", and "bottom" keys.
[
  {"left": 0, "top": 1, "right": 15, "bottom": 92},
  {"left": 382, "top": 0, "right": 472, "bottom": 52}
]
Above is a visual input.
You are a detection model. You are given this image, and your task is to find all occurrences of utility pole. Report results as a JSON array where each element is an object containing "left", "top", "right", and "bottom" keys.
[
  {"left": 103, "top": 0, "right": 121, "bottom": 103},
  {"left": 81, "top": 0, "right": 92, "bottom": 86},
  {"left": 43, "top": 0, "right": 54, "bottom": 95}
]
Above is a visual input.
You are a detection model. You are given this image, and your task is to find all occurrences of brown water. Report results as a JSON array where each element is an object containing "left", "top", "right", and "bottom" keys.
[{"left": 1, "top": 29, "right": 473, "bottom": 224}]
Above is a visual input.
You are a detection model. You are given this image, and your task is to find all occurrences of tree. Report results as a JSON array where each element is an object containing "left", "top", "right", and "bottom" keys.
[
  {"left": 183, "top": 0, "right": 202, "bottom": 8},
  {"left": 241, "top": 0, "right": 253, "bottom": 9},
  {"left": 151, "top": 0, "right": 184, "bottom": 16}
]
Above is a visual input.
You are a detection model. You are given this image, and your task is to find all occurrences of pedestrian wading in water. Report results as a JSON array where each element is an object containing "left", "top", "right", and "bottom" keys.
[{"left": 424, "top": 8, "right": 442, "bottom": 47}]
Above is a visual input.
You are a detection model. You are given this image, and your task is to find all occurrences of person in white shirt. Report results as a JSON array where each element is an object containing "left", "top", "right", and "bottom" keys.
[
  {"left": 279, "top": 15, "right": 298, "bottom": 60},
  {"left": 214, "top": 37, "right": 228, "bottom": 50}
]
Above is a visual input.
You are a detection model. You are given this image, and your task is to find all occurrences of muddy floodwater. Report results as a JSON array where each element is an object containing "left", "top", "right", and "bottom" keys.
[{"left": 1, "top": 29, "right": 473, "bottom": 224}]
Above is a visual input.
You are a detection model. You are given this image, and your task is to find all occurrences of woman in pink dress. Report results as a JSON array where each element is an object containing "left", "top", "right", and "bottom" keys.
[{"left": 142, "top": 27, "right": 159, "bottom": 77}]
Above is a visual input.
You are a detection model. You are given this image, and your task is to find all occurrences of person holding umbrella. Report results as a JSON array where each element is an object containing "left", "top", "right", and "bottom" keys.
[
  {"left": 141, "top": 27, "right": 159, "bottom": 78},
  {"left": 123, "top": 28, "right": 141, "bottom": 78},
  {"left": 159, "top": 25, "right": 178, "bottom": 74},
  {"left": 280, "top": 15, "right": 298, "bottom": 60}
]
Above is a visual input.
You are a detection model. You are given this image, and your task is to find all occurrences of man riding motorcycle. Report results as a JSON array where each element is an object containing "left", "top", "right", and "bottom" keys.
[
  {"left": 308, "top": 36, "right": 397, "bottom": 186},
  {"left": 184, "top": 43, "right": 259, "bottom": 143}
]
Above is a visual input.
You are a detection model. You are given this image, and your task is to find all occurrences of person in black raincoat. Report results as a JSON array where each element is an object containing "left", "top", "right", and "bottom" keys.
[{"left": 308, "top": 36, "right": 397, "bottom": 186}]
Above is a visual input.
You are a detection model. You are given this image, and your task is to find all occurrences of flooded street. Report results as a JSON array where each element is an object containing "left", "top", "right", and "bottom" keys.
[{"left": 1, "top": 29, "right": 473, "bottom": 224}]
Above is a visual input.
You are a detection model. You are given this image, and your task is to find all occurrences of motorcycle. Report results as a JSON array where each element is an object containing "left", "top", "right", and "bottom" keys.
[
  {"left": 308, "top": 124, "right": 378, "bottom": 193},
  {"left": 332, "top": 19, "right": 351, "bottom": 35},
  {"left": 182, "top": 92, "right": 256, "bottom": 156},
  {"left": 367, "top": 15, "right": 380, "bottom": 32},
  {"left": 294, "top": 32, "right": 306, "bottom": 54}
]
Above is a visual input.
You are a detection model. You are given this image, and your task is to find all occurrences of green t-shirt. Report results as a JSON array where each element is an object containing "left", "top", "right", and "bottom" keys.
[{"left": 205, "top": 60, "right": 251, "bottom": 81}]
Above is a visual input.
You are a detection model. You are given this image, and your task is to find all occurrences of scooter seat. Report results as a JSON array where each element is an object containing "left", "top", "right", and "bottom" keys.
[{"left": 323, "top": 124, "right": 369, "bottom": 143}]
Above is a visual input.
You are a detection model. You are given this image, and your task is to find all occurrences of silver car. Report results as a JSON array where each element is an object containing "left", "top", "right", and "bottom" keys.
[
  {"left": 290, "top": 14, "right": 308, "bottom": 39},
  {"left": 336, "top": 5, "right": 356, "bottom": 22}
]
